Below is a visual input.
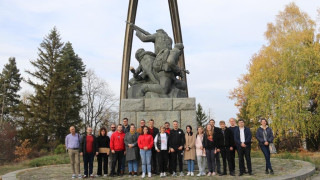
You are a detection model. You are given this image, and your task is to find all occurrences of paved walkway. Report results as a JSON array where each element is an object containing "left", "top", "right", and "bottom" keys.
[{"left": 2, "top": 158, "right": 315, "bottom": 180}]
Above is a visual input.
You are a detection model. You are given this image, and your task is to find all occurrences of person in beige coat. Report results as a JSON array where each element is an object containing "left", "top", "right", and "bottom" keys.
[{"left": 184, "top": 125, "right": 196, "bottom": 176}]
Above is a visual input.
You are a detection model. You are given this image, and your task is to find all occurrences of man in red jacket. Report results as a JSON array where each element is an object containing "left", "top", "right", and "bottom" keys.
[{"left": 110, "top": 124, "right": 126, "bottom": 176}]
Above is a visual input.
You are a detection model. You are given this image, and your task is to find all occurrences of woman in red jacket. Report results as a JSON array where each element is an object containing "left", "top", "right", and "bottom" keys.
[{"left": 138, "top": 126, "right": 154, "bottom": 178}]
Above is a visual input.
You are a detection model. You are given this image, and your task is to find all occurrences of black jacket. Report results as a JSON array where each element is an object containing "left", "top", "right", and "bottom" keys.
[
  {"left": 149, "top": 127, "right": 159, "bottom": 138},
  {"left": 80, "top": 134, "right": 98, "bottom": 154},
  {"left": 97, "top": 135, "right": 110, "bottom": 148},
  {"left": 168, "top": 128, "right": 185, "bottom": 151},
  {"left": 234, "top": 127, "right": 252, "bottom": 147},
  {"left": 155, "top": 132, "right": 169, "bottom": 150},
  {"left": 122, "top": 125, "right": 130, "bottom": 134},
  {"left": 202, "top": 132, "right": 220, "bottom": 150},
  {"left": 256, "top": 126, "right": 274, "bottom": 146},
  {"left": 219, "top": 128, "right": 234, "bottom": 148}
]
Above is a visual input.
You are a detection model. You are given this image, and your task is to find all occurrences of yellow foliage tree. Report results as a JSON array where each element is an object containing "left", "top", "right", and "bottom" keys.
[{"left": 230, "top": 3, "right": 320, "bottom": 150}]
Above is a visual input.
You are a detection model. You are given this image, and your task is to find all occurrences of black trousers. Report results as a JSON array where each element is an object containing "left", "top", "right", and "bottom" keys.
[
  {"left": 238, "top": 146, "right": 252, "bottom": 173},
  {"left": 167, "top": 153, "right": 172, "bottom": 173},
  {"left": 97, "top": 153, "right": 108, "bottom": 175},
  {"left": 151, "top": 148, "right": 158, "bottom": 173},
  {"left": 220, "top": 147, "right": 232, "bottom": 173},
  {"left": 170, "top": 150, "right": 183, "bottom": 173},
  {"left": 230, "top": 146, "right": 236, "bottom": 172},
  {"left": 158, "top": 150, "right": 168, "bottom": 173},
  {"left": 215, "top": 151, "right": 221, "bottom": 173},
  {"left": 83, "top": 153, "right": 94, "bottom": 176},
  {"left": 111, "top": 151, "right": 124, "bottom": 175}
]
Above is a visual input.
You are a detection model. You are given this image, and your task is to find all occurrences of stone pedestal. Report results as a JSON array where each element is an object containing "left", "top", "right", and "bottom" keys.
[{"left": 120, "top": 98, "right": 197, "bottom": 129}]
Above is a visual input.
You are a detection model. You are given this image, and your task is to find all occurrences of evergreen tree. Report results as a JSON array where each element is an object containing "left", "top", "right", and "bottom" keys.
[
  {"left": 0, "top": 57, "right": 22, "bottom": 123},
  {"left": 24, "top": 27, "right": 64, "bottom": 149},
  {"left": 53, "top": 42, "right": 86, "bottom": 143},
  {"left": 196, "top": 103, "right": 208, "bottom": 127}
]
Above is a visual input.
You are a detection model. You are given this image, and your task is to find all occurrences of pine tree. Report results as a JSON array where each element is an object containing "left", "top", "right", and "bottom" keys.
[
  {"left": 196, "top": 103, "right": 208, "bottom": 127},
  {"left": 25, "top": 27, "right": 64, "bottom": 149},
  {"left": 53, "top": 42, "right": 86, "bottom": 143},
  {"left": 0, "top": 57, "right": 22, "bottom": 123}
]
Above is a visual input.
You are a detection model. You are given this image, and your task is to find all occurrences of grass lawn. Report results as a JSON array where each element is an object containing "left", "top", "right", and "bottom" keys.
[
  {"left": 0, "top": 154, "right": 69, "bottom": 176},
  {"left": 1, "top": 150, "right": 320, "bottom": 177}
]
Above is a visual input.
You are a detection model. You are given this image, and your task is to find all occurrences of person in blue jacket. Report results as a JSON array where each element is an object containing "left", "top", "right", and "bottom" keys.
[
  {"left": 256, "top": 118, "right": 274, "bottom": 175},
  {"left": 233, "top": 119, "right": 252, "bottom": 176}
]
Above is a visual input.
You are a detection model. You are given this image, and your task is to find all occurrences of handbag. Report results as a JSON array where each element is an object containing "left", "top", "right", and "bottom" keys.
[
  {"left": 99, "top": 148, "right": 110, "bottom": 155},
  {"left": 269, "top": 143, "right": 277, "bottom": 154}
]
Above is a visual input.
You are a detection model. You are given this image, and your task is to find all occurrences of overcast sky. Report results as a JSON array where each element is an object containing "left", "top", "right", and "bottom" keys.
[{"left": 0, "top": 0, "right": 319, "bottom": 123}]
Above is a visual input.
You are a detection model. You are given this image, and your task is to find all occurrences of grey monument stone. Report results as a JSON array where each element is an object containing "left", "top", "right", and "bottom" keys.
[
  {"left": 145, "top": 98, "right": 173, "bottom": 111},
  {"left": 137, "top": 110, "right": 181, "bottom": 128},
  {"left": 173, "top": 98, "right": 196, "bottom": 110},
  {"left": 120, "top": 99, "right": 144, "bottom": 111},
  {"left": 181, "top": 110, "right": 197, "bottom": 130},
  {"left": 120, "top": 112, "right": 137, "bottom": 125},
  {"left": 120, "top": 98, "right": 196, "bottom": 129}
]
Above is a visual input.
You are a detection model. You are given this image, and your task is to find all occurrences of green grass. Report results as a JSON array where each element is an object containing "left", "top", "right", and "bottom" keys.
[{"left": 0, "top": 154, "right": 70, "bottom": 176}]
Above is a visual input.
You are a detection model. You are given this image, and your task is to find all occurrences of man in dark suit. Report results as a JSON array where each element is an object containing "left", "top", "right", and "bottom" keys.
[{"left": 233, "top": 119, "right": 253, "bottom": 176}]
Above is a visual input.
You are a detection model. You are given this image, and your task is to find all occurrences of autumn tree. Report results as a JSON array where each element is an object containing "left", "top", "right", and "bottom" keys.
[{"left": 230, "top": 3, "right": 320, "bottom": 150}]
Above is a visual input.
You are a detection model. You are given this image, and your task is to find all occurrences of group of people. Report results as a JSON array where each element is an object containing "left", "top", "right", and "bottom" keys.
[{"left": 65, "top": 117, "right": 275, "bottom": 178}]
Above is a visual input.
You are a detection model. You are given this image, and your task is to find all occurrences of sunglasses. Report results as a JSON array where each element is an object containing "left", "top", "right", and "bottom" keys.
[{"left": 111, "top": 127, "right": 116, "bottom": 128}]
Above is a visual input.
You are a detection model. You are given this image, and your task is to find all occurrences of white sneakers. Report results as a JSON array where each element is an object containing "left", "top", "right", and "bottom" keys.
[
  {"left": 212, "top": 172, "right": 216, "bottom": 176},
  {"left": 207, "top": 172, "right": 212, "bottom": 176},
  {"left": 186, "top": 172, "right": 194, "bottom": 176},
  {"left": 172, "top": 172, "right": 177, "bottom": 177},
  {"left": 179, "top": 172, "right": 184, "bottom": 176},
  {"left": 142, "top": 172, "right": 151, "bottom": 178},
  {"left": 72, "top": 174, "right": 76, "bottom": 178},
  {"left": 77, "top": 174, "right": 82, "bottom": 179}
]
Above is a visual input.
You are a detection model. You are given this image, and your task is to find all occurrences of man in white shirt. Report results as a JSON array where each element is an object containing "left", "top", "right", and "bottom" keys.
[{"left": 234, "top": 119, "right": 252, "bottom": 176}]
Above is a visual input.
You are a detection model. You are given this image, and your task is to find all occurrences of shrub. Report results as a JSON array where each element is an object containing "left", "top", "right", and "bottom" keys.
[
  {"left": 14, "top": 139, "right": 32, "bottom": 162},
  {"left": 28, "top": 154, "right": 69, "bottom": 167},
  {"left": 0, "top": 122, "right": 17, "bottom": 163},
  {"left": 54, "top": 144, "right": 66, "bottom": 154}
]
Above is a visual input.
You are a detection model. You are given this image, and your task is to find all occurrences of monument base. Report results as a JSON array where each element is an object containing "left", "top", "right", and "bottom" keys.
[{"left": 120, "top": 98, "right": 197, "bottom": 129}]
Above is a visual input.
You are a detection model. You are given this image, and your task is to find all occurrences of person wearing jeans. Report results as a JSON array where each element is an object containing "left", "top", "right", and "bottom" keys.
[
  {"left": 256, "top": 118, "right": 274, "bottom": 175},
  {"left": 65, "top": 126, "right": 81, "bottom": 179},
  {"left": 154, "top": 126, "right": 169, "bottom": 177},
  {"left": 80, "top": 127, "right": 98, "bottom": 178},
  {"left": 203, "top": 124, "right": 220, "bottom": 176},
  {"left": 138, "top": 126, "right": 154, "bottom": 178},
  {"left": 124, "top": 124, "right": 139, "bottom": 177},
  {"left": 195, "top": 126, "right": 206, "bottom": 176},
  {"left": 184, "top": 125, "right": 196, "bottom": 176}
]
